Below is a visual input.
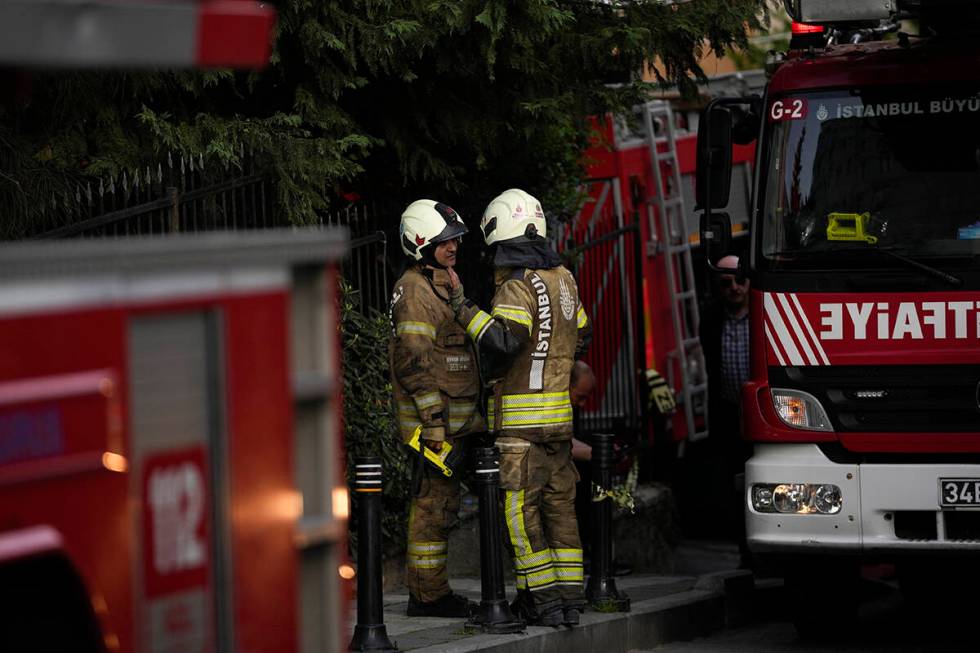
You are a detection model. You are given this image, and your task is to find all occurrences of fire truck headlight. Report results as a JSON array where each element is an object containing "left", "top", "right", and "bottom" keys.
[
  {"left": 752, "top": 485, "right": 775, "bottom": 511},
  {"left": 773, "top": 483, "right": 810, "bottom": 513},
  {"left": 813, "top": 484, "right": 843, "bottom": 514},
  {"left": 771, "top": 388, "right": 833, "bottom": 431},
  {"left": 752, "top": 483, "right": 843, "bottom": 514}
]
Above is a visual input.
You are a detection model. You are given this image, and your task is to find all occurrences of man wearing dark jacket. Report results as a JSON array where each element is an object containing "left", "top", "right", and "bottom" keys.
[{"left": 698, "top": 254, "right": 751, "bottom": 563}]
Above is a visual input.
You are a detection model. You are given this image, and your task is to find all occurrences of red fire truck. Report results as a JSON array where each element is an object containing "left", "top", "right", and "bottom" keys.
[
  {"left": 698, "top": 0, "right": 980, "bottom": 634},
  {"left": 0, "top": 231, "right": 349, "bottom": 652}
]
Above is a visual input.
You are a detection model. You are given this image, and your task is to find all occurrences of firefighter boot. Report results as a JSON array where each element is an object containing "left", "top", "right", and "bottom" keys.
[
  {"left": 537, "top": 607, "right": 565, "bottom": 627},
  {"left": 407, "top": 592, "right": 476, "bottom": 618},
  {"left": 509, "top": 589, "right": 537, "bottom": 623},
  {"left": 562, "top": 607, "right": 580, "bottom": 626}
]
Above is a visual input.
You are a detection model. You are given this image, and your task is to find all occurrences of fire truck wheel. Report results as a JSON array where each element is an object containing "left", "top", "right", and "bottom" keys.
[{"left": 785, "top": 557, "right": 860, "bottom": 641}]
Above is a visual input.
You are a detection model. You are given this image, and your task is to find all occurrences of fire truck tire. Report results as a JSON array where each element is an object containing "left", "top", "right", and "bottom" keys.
[{"left": 785, "top": 557, "right": 860, "bottom": 641}]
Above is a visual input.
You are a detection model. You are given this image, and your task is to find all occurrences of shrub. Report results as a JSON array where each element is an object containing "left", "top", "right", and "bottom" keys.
[{"left": 340, "top": 283, "right": 412, "bottom": 555}]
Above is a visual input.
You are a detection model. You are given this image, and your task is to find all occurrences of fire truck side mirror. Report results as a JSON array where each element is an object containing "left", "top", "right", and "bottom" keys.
[
  {"left": 695, "top": 104, "right": 733, "bottom": 212},
  {"left": 700, "top": 212, "right": 732, "bottom": 260}
]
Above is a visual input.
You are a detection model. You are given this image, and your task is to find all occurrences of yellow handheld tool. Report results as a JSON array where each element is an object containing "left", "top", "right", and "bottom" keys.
[{"left": 405, "top": 425, "right": 466, "bottom": 478}]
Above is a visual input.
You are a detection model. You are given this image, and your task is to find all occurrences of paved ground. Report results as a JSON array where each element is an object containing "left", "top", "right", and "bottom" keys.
[{"left": 349, "top": 539, "right": 768, "bottom": 652}]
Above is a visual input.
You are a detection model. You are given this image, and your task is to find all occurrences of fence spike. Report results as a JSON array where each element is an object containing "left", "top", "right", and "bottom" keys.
[
  {"left": 51, "top": 194, "right": 57, "bottom": 210},
  {"left": 75, "top": 185, "right": 81, "bottom": 203},
  {"left": 122, "top": 170, "right": 129, "bottom": 193},
  {"left": 98, "top": 178, "right": 104, "bottom": 197},
  {"left": 157, "top": 163, "right": 163, "bottom": 184},
  {"left": 133, "top": 168, "right": 141, "bottom": 189},
  {"left": 199, "top": 153, "right": 204, "bottom": 171},
  {"left": 168, "top": 150, "right": 173, "bottom": 168},
  {"left": 86, "top": 182, "right": 92, "bottom": 205},
  {"left": 109, "top": 175, "right": 116, "bottom": 195},
  {"left": 180, "top": 155, "right": 186, "bottom": 175},
  {"left": 189, "top": 153, "right": 195, "bottom": 172}
]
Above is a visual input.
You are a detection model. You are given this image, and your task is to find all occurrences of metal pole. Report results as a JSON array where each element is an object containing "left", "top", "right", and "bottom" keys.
[
  {"left": 167, "top": 186, "right": 180, "bottom": 233},
  {"left": 468, "top": 446, "right": 525, "bottom": 633},
  {"left": 349, "top": 458, "right": 398, "bottom": 652},
  {"left": 586, "top": 434, "right": 630, "bottom": 611}
]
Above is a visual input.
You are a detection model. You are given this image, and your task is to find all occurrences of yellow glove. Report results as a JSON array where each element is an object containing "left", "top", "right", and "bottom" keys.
[{"left": 645, "top": 368, "right": 676, "bottom": 415}]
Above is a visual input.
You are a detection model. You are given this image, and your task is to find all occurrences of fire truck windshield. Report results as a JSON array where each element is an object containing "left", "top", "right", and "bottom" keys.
[{"left": 760, "top": 86, "right": 980, "bottom": 268}]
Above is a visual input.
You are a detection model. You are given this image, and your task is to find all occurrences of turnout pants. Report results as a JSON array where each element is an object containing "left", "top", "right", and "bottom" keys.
[
  {"left": 498, "top": 437, "right": 585, "bottom": 615},
  {"left": 406, "top": 470, "right": 460, "bottom": 602}
]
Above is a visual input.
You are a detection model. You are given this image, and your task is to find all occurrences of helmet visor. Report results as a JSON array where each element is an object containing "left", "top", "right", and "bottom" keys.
[{"left": 430, "top": 217, "right": 468, "bottom": 245}]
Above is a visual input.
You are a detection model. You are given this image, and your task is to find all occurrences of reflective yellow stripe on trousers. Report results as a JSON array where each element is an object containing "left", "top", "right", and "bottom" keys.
[
  {"left": 552, "top": 547, "right": 584, "bottom": 585},
  {"left": 504, "top": 489, "right": 557, "bottom": 590},
  {"left": 407, "top": 540, "right": 448, "bottom": 569}
]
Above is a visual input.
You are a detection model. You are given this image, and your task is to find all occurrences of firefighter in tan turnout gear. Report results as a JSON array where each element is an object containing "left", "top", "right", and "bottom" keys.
[
  {"left": 448, "top": 188, "right": 592, "bottom": 627},
  {"left": 390, "top": 199, "right": 486, "bottom": 617}
]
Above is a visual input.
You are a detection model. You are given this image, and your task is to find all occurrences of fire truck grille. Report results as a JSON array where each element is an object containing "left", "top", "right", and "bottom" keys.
[
  {"left": 771, "top": 365, "right": 980, "bottom": 433},
  {"left": 894, "top": 511, "right": 937, "bottom": 540},
  {"left": 893, "top": 511, "right": 980, "bottom": 542},
  {"left": 944, "top": 511, "right": 980, "bottom": 541}
]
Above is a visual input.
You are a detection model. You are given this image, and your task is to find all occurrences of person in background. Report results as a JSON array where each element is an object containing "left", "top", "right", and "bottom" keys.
[
  {"left": 570, "top": 360, "right": 596, "bottom": 462},
  {"left": 698, "top": 253, "right": 752, "bottom": 566},
  {"left": 569, "top": 360, "right": 596, "bottom": 573},
  {"left": 568, "top": 360, "right": 633, "bottom": 576},
  {"left": 389, "top": 199, "right": 485, "bottom": 617}
]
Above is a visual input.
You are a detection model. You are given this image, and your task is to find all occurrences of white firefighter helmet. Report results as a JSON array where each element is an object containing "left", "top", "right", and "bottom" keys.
[
  {"left": 399, "top": 199, "right": 468, "bottom": 262},
  {"left": 480, "top": 188, "right": 546, "bottom": 246}
]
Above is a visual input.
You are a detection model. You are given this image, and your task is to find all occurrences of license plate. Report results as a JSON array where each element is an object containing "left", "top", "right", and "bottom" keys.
[{"left": 939, "top": 479, "right": 980, "bottom": 507}]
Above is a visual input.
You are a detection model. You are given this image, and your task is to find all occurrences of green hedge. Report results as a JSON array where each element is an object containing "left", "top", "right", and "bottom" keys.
[{"left": 340, "top": 283, "right": 412, "bottom": 555}]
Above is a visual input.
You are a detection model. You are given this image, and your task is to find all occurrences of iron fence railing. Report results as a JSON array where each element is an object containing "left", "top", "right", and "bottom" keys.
[
  {"left": 30, "top": 149, "right": 274, "bottom": 239},
  {"left": 344, "top": 231, "right": 391, "bottom": 317},
  {"left": 20, "top": 150, "right": 399, "bottom": 318},
  {"left": 556, "top": 179, "right": 647, "bottom": 442}
]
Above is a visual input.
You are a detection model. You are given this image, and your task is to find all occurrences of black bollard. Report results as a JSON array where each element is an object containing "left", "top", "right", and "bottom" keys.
[
  {"left": 585, "top": 433, "right": 630, "bottom": 612},
  {"left": 349, "top": 458, "right": 398, "bottom": 652},
  {"left": 468, "top": 446, "right": 525, "bottom": 633}
]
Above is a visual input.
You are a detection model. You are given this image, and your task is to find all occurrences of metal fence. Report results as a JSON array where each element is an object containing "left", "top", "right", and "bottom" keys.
[
  {"left": 32, "top": 150, "right": 273, "bottom": 239},
  {"left": 555, "top": 178, "right": 647, "bottom": 442},
  {"left": 21, "top": 149, "right": 394, "bottom": 317}
]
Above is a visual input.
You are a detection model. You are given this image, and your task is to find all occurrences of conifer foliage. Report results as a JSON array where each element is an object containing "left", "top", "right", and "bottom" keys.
[{"left": 0, "top": 1, "right": 765, "bottom": 234}]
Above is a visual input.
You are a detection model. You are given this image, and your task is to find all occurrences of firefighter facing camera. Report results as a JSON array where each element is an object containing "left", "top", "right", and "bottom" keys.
[
  {"left": 390, "top": 199, "right": 485, "bottom": 618},
  {"left": 448, "top": 188, "right": 593, "bottom": 627}
]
